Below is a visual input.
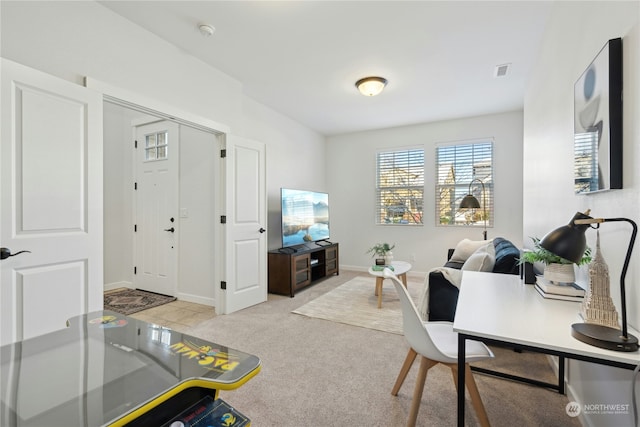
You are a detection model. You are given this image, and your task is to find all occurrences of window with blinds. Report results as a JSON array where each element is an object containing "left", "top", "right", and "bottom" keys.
[
  {"left": 436, "top": 141, "right": 493, "bottom": 227},
  {"left": 375, "top": 148, "right": 424, "bottom": 225},
  {"left": 574, "top": 131, "right": 599, "bottom": 193}
]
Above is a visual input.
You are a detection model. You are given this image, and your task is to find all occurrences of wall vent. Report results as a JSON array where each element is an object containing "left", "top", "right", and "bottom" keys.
[{"left": 494, "top": 63, "right": 511, "bottom": 78}]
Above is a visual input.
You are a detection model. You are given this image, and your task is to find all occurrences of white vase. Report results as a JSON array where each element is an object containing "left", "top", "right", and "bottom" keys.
[
  {"left": 543, "top": 263, "right": 575, "bottom": 284},
  {"left": 384, "top": 251, "right": 394, "bottom": 265}
]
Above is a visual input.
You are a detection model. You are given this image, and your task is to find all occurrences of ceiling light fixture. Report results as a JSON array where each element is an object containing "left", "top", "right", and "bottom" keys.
[
  {"left": 355, "top": 76, "right": 387, "bottom": 96},
  {"left": 198, "top": 23, "right": 215, "bottom": 37}
]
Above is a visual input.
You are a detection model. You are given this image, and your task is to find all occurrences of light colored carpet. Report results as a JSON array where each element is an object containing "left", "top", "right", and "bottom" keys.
[
  {"left": 185, "top": 271, "right": 581, "bottom": 427},
  {"left": 292, "top": 275, "right": 425, "bottom": 335}
]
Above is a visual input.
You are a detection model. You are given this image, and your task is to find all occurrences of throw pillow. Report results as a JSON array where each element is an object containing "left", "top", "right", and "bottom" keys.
[
  {"left": 450, "top": 238, "right": 493, "bottom": 263},
  {"left": 493, "top": 237, "right": 521, "bottom": 274},
  {"left": 461, "top": 242, "right": 496, "bottom": 272}
]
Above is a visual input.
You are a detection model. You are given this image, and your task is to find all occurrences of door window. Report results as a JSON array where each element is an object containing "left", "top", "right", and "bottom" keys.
[{"left": 145, "top": 131, "right": 168, "bottom": 161}]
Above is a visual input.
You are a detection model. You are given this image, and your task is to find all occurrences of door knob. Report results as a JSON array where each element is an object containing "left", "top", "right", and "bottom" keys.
[
  {"left": 1, "top": 248, "right": 31, "bottom": 260},
  {"left": 164, "top": 227, "right": 175, "bottom": 233},
  {"left": 259, "top": 227, "right": 266, "bottom": 233}
]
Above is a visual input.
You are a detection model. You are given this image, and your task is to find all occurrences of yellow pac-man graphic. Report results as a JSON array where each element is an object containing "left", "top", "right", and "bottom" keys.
[
  {"left": 89, "top": 316, "right": 128, "bottom": 328},
  {"left": 90, "top": 315, "right": 117, "bottom": 324},
  {"left": 169, "top": 341, "right": 240, "bottom": 372},
  {"left": 221, "top": 412, "right": 236, "bottom": 426}
]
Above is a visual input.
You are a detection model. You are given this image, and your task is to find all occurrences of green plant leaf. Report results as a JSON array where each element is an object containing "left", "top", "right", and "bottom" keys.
[{"left": 518, "top": 237, "right": 592, "bottom": 266}]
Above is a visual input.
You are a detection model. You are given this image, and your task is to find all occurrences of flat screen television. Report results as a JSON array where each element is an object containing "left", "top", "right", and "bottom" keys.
[{"left": 280, "top": 188, "right": 329, "bottom": 248}]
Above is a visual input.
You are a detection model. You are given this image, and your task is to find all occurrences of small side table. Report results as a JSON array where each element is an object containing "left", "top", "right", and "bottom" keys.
[{"left": 367, "top": 261, "right": 412, "bottom": 308}]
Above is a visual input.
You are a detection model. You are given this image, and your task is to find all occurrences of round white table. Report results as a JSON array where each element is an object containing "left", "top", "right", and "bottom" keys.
[{"left": 367, "top": 261, "right": 412, "bottom": 308}]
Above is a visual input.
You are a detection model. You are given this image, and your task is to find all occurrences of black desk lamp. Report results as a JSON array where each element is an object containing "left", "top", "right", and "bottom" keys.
[
  {"left": 541, "top": 211, "right": 639, "bottom": 352},
  {"left": 459, "top": 178, "right": 487, "bottom": 240}
]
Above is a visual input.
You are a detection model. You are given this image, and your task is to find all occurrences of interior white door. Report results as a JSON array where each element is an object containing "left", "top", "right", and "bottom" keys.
[
  {"left": 222, "top": 136, "right": 267, "bottom": 314},
  {"left": 133, "top": 121, "right": 179, "bottom": 296},
  {"left": 0, "top": 58, "right": 103, "bottom": 345}
]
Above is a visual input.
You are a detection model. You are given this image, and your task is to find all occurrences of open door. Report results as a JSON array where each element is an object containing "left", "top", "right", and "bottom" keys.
[
  {"left": 0, "top": 59, "right": 103, "bottom": 345},
  {"left": 221, "top": 136, "right": 267, "bottom": 314}
]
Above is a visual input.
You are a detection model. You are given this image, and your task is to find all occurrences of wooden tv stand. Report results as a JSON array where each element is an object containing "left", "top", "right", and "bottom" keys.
[{"left": 268, "top": 242, "right": 339, "bottom": 297}]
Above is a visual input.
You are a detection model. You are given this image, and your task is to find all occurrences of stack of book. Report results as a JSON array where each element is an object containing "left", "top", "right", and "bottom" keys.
[{"left": 535, "top": 276, "right": 585, "bottom": 302}]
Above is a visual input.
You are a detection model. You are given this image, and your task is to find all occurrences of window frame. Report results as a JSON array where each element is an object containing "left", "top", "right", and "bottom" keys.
[
  {"left": 435, "top": 139, "right": 494, "bottom": 229},
  {"left": 374, "top": 146, "right": 425, "bottom": 226}
]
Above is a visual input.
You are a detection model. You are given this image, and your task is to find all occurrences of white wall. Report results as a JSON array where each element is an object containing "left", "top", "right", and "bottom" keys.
[
  {"left": 327, "top": 110, "right": 524, "bottom": 275},
  {"left": 523, "top": 2, "right": 639, "bottom": 426},
  {"left": 178, "top": 125, "right": 219, "bottom": 305},
  {"left": 103, "top": 103, "right": 135, "bottom": 289},
  {"left": 1, "top": 1, "right": 326, "bottom": 303},
  {"left": 239, "top": 97, "right": 327, "bottom": 250}
]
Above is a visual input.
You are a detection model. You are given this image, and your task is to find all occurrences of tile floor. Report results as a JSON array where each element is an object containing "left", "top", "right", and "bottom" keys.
[{"left": 126, "top": 299, "right": 217, "bottom": 333}]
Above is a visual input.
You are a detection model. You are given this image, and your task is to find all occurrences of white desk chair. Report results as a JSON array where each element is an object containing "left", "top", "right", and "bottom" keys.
[{"left": 383, "top": 268, "right": 493, "bottom": 427}]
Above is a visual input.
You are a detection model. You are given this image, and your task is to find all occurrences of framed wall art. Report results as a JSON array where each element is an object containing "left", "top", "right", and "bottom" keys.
[{"left": 574, "top": 37, "right": 622, "bottom": 194}]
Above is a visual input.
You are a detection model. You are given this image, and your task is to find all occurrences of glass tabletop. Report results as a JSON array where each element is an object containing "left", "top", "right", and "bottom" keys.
[{"left": 0, "top": 310, "right": 261, "bottom": 427}]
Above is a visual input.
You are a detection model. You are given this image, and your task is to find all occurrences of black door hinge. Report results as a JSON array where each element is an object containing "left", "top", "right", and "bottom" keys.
[
  {"left": 134, "top": 140, "right": 138, "bottom": 149},
  {"left": 134, "top": 266, "right": 137, "bottom": 275},
  {"left": 221, "top": 281, "right": 227, "bottom": 290},
  {"left": 134, "top": 182, "right": 137, "bottom": 190},
  {"left": 134, "top": 224, "right": 137, "bottom": 232},
  {"left": 220, "top": 149, "right": 227, "bottom": 158},
  {"left": 220, "top": 215, "right": 226, "bottom": 224}
]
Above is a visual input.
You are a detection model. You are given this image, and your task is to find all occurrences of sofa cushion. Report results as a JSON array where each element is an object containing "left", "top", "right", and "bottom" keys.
[
  {"left": 449, "top": 238, "right": 493, "bottom": 263},
  {"left": 427, "top": 271, "right": 460, "bottom": 321},
  {"left": 461, "top": 242, "right": 495, "bottom": 272},
  {"left": 492, "top": 237, "right": 520, "bottom": 274}
]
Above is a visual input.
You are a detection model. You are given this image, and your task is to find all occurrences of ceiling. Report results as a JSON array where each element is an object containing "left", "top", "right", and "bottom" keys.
[{"left": 99, "top": 1, "right": 553, "bottom": 136}]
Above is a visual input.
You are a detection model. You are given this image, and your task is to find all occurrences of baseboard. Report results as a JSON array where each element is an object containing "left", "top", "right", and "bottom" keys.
[
  {"left": 176, "top": 292, "right": 214, "bottom": 307},
  {"left": 104, "top": 281, "right": 133, "bottom": 292}
]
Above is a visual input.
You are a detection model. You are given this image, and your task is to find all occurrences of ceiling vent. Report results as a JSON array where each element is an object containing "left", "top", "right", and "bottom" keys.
[{"left": 494, "top": 63, "right": 511, "bottom": 78}]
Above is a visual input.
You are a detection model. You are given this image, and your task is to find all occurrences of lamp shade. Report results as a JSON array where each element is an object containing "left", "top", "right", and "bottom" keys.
[
  {"left": 459, "top": 194, "right": 481, "bottom": 209},
  {"left": 540, "top": 211, "right": 593, "bottom": 264}
]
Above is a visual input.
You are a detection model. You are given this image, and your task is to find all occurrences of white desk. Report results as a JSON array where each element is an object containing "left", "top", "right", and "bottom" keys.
[{"left": 453, "top": 271, "right": 640, "bottom": 426}]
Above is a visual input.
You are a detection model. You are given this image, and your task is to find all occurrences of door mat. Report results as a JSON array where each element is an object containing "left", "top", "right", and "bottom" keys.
[{"left": 104, "top": 288, "right": 176, "bottom": 315}]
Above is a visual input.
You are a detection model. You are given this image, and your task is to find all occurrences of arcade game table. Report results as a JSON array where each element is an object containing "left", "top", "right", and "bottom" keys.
[{"left": 0, "top": 310, "right": 261, "bottom": 426}]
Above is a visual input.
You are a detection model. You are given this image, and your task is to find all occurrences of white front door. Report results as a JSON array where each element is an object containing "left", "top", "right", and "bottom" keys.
[
  {"left": 222, "top": 136, "right": 267, "bottom": 314},
  {"left": 133, "top": 121, "right": 179, "bottom": 296},
  {"left": 0, "top": 59, "right": 103, "bottom": 345}
]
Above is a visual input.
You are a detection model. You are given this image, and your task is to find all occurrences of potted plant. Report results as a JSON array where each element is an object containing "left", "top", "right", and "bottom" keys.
[
  {"left": 520, "top": 237, "right": 592, "bottom": 283},
  {"left": 367, "top": 243, "right": 395, "bottom": 265}
]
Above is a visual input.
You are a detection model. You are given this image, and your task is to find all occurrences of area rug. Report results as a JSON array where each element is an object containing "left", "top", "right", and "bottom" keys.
[
  {"left": 104, "top": 288, "right": 176, "bottom": 315},
  {"left": 292, "top": 276, "right": 425, "bottom": 335}
]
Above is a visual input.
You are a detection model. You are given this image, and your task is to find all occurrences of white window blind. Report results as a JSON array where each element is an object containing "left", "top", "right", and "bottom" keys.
[
  {"left": 436, "top": 141, "right": 493, "bottom": 227},
  {"left": 574, "top": 131, "right": 598, "bottom": 193},
  {"left": 375, "top": 148, "right": 424, "bottom": 225}
]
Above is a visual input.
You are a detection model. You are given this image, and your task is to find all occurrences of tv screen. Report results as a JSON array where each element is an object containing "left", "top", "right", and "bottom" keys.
[{"left": 281, "top": 188, "right": 329, "bottom": 248}]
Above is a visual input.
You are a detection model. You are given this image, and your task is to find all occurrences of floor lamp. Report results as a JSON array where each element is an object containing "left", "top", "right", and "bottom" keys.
[
  {"left": 540, "top": 211, "right": 639, "bottom": 352},
  {"left": 460, "top": 178, "right": 487, "bottom": 240}
]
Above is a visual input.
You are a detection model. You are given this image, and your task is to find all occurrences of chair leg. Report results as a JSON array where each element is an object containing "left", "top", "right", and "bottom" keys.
[
  {"left": 391, "top": 348, "right": 417, "bottom": 396},
  {"left": 407, "top": 356, "right": 437, "bottom": 427},
  {"left": 464, "top": 364, "right": 491, "bottom": 427}
]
